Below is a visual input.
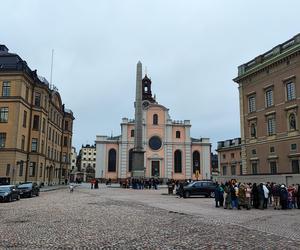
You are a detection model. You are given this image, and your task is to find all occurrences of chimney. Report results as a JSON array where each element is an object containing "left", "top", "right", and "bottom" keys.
[{"left": 0, "top": 45, "right": 9, "bottom": 53}]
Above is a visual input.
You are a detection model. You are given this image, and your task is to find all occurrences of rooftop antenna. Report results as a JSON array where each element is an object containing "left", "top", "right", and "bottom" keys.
[{"left": 50, "top": 49, "right": 54, "bottom": 84}]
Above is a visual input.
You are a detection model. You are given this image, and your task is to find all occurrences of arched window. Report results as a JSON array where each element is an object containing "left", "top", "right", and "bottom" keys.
[
  {"left": 193, "top": 151, "right": 200, "bottom": 173},
  {"left": 153, "top": 114, "right": 158, "bottom": 125},
  {"left": 174, "top": 150, "right": 182, "bottom": 173},
  {"left": 108, "top": 149, "right": 116, "bottom": 172},
  {"left": 289, "top": 113, "right": 296, "bottom": 130},
  {"left": 128, "top": 148, "right": 133, "bottom": 172},
  {"left": 130, "top": 129, "right": 134, "bottom": 137},
  {"left": 176, "top": 131, "right": 181, "bottom": 138}
]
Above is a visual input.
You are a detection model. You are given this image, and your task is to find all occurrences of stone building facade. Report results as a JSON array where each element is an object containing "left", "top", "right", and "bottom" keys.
[
  {"left": 95, "top": 71, "right": 211, "bottom": 181},
  {"left": 0, "top": 45, "right": 74, "bottom": 186},
  {"left": 234, "top": 34, "right": 300, "bottom": 176},
  {"left": 216, "top": 138, "right": 242, "bottom": 177}
]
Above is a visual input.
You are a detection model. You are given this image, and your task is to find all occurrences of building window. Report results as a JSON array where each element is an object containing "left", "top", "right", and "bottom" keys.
[
  {"left": 291, "top": 143, "right": 297, "bottom": 151},
  {"left": 128, "top": 148, "right": 133, "bottom": 172},
  {"left": 64, "top": 136, "right": 68, "bottom": 147},
  {"left": 40, "top": 163, "right": 43, "bottom": 177},
  {"left": 192, "top": 151, "right": 200, "bottom": 174},
  {"left": 222, "top": 154, "right": 226, "bottom": 159},
  {"left": 231, "top": 153, "right": 234, "bottom": 158},
  {"left": 222, "top": 166, "right": 227, "bottom": 175},
  {"left": 252, "top": 149, "right": 257, "bottom": 155},
  {"left": 265, "top": 89, "right": 273, "bottom": 107},
  {"left": 270, "top": 146, "right": 275, "bottom": 153},
  {"left": 19, "top": 162, "right": 23, "bottom": 176},
  {"left": 0, "top": 133, "right": 6, "bottom": 148},
  {"left": 108, "top": 149, "right": 117, "bottom": 172},
  {"left": 153, "top": 114, "right": 158, "bottom": 125},
  {"left": 239, "top": 165, "right": 243, "bottom": 175},
  {"left": 0, "top": 107, "right": 8, "bottom": 123},
  {"left": 29, "top": 162, "right": 36, "bottom": 177},
  {"left": 176, "top": 131, "right": 181, "bottom": 138},
  {"left": 65, "top": 121, "right": 69, "bottom": 131},
  {"left": 33, "top": 115, "right": 40, "bottom": 130},
  {"left": 286, "top": 82, "right": 296, "bottom": 101},
  {"left": 267, "top": 116, "right": 276, "bottom": 136},
  {"left": 41, "top": 140, "right": 44, "bottom": 154},
  {"left": 31, "top": 138, "right": 38, "bottom": 152},
  {"left": 6, "top": 164, "right": 10, "bottom": 176},
  {"left": 252, "top": 162, "right": 258, "bottom": 174},
  {"left": 42, "top": 118, "right": 46, "bottom": 133},
  {"left": 270, "top": 161, "right": 277, "bottom": 174},
  {"left": 250, "top": 123, "right": 256, "bottom": 138},
  {"left": 23, "top": 111, "right": 27, "bottom": 127},
  {"left": 34, "top": 92, "right": 41, "bottom": 107},
  {"left": 25, "top": 86, "right": 29, "bottom": 102},
  {"left": 130, "top": 129, "right": 134, "bottom": 137},
  {"left": 174, "top": 150, "right": 182, "bottom": 173},
  {"left": 21, "top": 135, "right": 25, "bottom": 150},
  {"left": 2, "top": 81, "right": 10, "bottom": 96},
  {"left": 292, "top": 160, "right": 299, "bottom": 174},
  {"left": 289, "top": 113, "right": 297, "bottom": 130},
  {"left": 231, "top": 165, "right": 236, "bottom": 175},
  {"left": 248, "top": 95, "right": 256, "bottom": 113}
]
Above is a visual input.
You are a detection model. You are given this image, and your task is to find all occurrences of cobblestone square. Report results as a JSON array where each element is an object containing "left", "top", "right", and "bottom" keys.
[{"left": 1, "top": 185, "right": 300, "bottom": 249}]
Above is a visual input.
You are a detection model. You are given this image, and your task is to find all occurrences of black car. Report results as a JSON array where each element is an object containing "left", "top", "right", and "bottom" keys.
[
  {"left": 0, "top": 185, "right": 21, "bottom": 202},
  {"left": 17, "top": 182, "right": 40, "bottom": 198},
  {"left": 183, "top": 181, "right": 216, "bottom": 198}
]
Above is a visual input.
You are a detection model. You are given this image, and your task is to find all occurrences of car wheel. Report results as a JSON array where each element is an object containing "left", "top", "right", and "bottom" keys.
[
  {"left": 184, "top": 191, "right": 190, "bottom": 198},
  {"left": 8, "top": 196, "right": 13, "bottom": 202},
  {"left": 210, "top": 191, "right": 215, "bottom": 198}
]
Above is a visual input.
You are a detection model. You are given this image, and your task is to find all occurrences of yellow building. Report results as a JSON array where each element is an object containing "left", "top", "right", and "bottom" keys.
[{"left": 0, "top": 45, "right": 74, "bottom": 186}]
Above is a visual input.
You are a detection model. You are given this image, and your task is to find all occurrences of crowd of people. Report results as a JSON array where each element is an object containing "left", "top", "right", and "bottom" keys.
[
  {"left": 214, "top": 181, "right": 300, "bottom": 210},
  {"left": 120, "top": 178, "right": 161, "bottom": 189}
]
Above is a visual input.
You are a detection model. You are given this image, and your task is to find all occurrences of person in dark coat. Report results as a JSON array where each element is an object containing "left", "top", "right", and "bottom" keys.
[
  {"left": 258, "top": 183, "right": 265, "bottom": 209},
  {"left": 214, "top": 183, "right": 221, "bottom": 207},
  {"left": 252, "top": 183, "right": 259, "bottom": 209},
  {"left": 280, "top": 185, "right": 288, "bottom": 210},
  {"left": 94, "top": 179, "right": 99, "bottom": 189},
  {"left": 297, "top": 184, "right": 300, "bottom": 209},
  {"left": 178, "top": 182, "right": 184, "bottom": 198}
]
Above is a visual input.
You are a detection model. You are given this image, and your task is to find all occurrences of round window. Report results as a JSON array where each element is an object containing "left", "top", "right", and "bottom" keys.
[{"left": 149, "top": 136, "right": 162, "bottom": 151}]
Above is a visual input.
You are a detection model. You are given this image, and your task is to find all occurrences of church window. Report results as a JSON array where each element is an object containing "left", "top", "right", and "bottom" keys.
[
  {"left": 176, "top": 131, "right": 181, "bottom": 138},
  {"left": 131, "top": 129, "right": 134, "bottom": 137},
  {"left": 174, "top": 150, "right": 182, "bottom": 173},
  {"left": 128, "top": 149, "right": 133, "bottom": 172},
  {"left": 153, "top": 114, "right": 158, "bottom": 125},
  {"left": 149, "top": 136, "right": 162, "bottom": 151},
  {"left": 108, "top": 149, "right": 117, "bottom": 172},
  {"left": 193, "top": 151, "right": 200, "bottom": 174}
]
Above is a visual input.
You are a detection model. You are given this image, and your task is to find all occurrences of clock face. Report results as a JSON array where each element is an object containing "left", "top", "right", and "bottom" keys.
[{"left": 142, "top": 101, "right": 149, "bottom": 109}]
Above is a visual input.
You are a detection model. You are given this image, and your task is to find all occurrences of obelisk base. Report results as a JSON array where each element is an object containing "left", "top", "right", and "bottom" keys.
[{"left": 132, "top": 151, "right": 145, "bottom": 178}]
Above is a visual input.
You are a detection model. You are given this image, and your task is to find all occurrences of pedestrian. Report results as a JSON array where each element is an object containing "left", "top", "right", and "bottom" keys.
[
  {"left": 245, "top": 183, "right": 251, "bottom": 210},
  {"left": 224, "top": 182, "right": 232, "bottom": 209},
  {"left": 296, "top": 184, "right": 300, "bottom": 209},
  {"left": 178, "top": 182, "right": 184, "bottom": 198},
  {"left": 238, "top": 183, "right": 246, "bottom": 210},
  {"left": 94, "top": 179, "right": 99, "bottom": 189},
  {"left": 214, "top": 182, "right": 221, "bottom": 207},
  {"left": 280, "top": 185, "right": 288, "bottom": 210},
  {"left": 263, "top": 183, "right": 269, "bottom": 209},
  {"left": 91, "top": 179, "right": 94, "bottom": 189},
  {"left": 219, "top": 183, "right": 224, "bottom": 207},
  {"left": 272, "top": 184, "right": 281, "bottom": 210},
  {"left": 252, "top": 183, "right": 259, "bottom": 209}
]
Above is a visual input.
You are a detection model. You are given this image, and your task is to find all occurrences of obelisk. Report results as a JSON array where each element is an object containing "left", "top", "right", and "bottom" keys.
[{"left": 132, "top": 61, "right": 145, "bottom": 177}]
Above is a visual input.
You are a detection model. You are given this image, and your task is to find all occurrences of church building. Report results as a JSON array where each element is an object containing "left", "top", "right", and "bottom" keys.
[{"left": 95, "top": 63, "right": 211, "bottom": 181}]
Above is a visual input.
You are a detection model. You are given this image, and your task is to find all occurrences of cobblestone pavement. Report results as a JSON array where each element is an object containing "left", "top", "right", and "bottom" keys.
[{"left": 0, "top": 185, "right": 300, "bottom": 249}]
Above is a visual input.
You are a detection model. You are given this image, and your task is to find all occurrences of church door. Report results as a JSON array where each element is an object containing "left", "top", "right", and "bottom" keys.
[{"left": 151, "top": 161, "right": 160, "bottom": 177}]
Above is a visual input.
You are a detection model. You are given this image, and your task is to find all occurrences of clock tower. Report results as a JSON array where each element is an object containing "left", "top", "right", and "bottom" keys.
[{"left": 142, "top": 75, "right": 155, "bottom": 103}]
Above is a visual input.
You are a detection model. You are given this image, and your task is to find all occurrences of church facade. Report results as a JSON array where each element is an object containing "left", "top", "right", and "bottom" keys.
[{"left": 95, "top": 70, "right": 211, "bottom": 181}]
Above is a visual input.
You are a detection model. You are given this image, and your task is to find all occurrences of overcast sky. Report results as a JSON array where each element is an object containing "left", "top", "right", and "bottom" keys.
[{"left": 1, "top": 0, "right": 300, "bottom": 152}]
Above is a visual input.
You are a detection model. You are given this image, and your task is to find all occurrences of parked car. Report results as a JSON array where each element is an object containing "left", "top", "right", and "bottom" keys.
[
  {"left": 17, "top": 182, "right": 40, "bottom": 198},
  {"left": 0, "top": 185, "right": 21, "bottom": 202},
  {"left": 183, "top": 180, "right": 216, "bottom": 198}
]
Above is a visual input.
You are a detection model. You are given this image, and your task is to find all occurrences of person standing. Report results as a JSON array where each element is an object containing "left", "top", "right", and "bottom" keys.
[
  {"left": 214, "top": 183, "right": 221, "bottom": 207},
  {"left": 224, "top": 182, "right": 232, "bottom": 209},
  {"left": 296, "top": 184, "right": 300, "bottom": 209},
  {"left": 280, "top": 185, "right": 288, "bottom": 210}
]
